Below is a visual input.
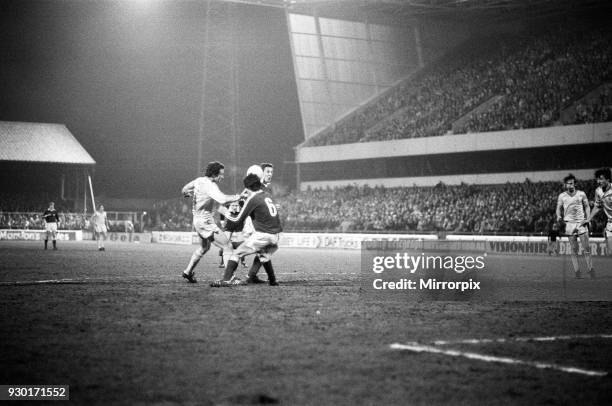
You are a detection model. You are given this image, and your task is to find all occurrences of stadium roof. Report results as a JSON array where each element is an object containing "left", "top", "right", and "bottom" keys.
[
  {"left": 219, "top": 0, "right": 612, "bottom": 21},
  {"left": 0, "top": 121, "right": 95, "bottom": 165}
]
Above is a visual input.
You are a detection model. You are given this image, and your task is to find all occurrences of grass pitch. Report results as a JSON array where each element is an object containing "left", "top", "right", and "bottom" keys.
[{"left": 1, "top": 241, "right": 612, "bottom": 405}]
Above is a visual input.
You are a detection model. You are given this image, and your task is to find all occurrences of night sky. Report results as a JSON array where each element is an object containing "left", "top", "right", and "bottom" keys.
[{"left": 0, "top": 0, "right": 303, "bottom": 198}]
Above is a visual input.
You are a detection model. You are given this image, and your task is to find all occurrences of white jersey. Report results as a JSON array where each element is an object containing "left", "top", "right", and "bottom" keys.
[
  {"left": 557, "top": 191, "right": 588, "bottom": 222},
  {"left": 594, "top": 185, "right": 612, "bottom": 221},
  {"left": 92, "top": 210, "right": 107, "bottom": 227},
  {"left": 183, "top": 177, "right": 232, "bottom": 222}
]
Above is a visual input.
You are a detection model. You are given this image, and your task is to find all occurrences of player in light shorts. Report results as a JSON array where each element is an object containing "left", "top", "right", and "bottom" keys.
[
  {"left": 556, "top": 173, "right": 594, "bottom": 278},
  {"left": 92, "top": 204, "right": 110, "bottom": 251},
  {"left": 180, "top": 161, "right": 242, "bottom": 283},
  {"left": 582, "top": 167, "right": 612, "bottom": 256},
  {"left": 218, "top": 201, "right": 248, "bottom": 268},
  {"left": 43, "top": 202, "right": 60, "bottom": 250}
]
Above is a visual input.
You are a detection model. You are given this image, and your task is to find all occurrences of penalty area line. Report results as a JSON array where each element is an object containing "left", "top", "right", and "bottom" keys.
[
  {"left": 390, "top": 343, "right": 607, "bottom": 377},
  {"left": 432, "top": 334, "right": 612, "bottom": 346}
]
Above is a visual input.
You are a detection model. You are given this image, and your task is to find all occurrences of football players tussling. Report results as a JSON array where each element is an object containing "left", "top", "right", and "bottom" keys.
[{"left": 213, "top": 173, "right": 283, "bottom": 287}]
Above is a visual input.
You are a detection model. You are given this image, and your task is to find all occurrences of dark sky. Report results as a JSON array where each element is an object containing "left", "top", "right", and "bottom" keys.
[{"left": 0, "top": 0, "right": 303, "bottom": 198}]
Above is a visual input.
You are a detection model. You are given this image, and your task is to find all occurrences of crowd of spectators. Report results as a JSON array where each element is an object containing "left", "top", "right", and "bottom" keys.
[
  {"left": 146, "top": 179, "right": 605, "bottom": 235},
  {"left": 278, "top": 180, "right": 605, "bottom": 235},
  {"left": 303, "top": 25, "right": 612, "bottom": 147},
  {"left": 0, "top": 193, "right": 137, "bottom": 232},
  {"left": 573, "top": 88, "right": 612, "bottom": 124},
  {"left": 458, "top": 28, "right": 612, "bottom": 134},
  {"left": 3, "top": 179, "right": 607, "bottom": 235}
]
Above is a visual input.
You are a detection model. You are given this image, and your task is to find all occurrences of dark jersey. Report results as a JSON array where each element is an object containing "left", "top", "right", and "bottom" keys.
[
  {"left": 225, "top": 190, "right": 282, "bottom": 234},
  {"left": 43, "top": 209, "right": 59, "bottom": 223}
]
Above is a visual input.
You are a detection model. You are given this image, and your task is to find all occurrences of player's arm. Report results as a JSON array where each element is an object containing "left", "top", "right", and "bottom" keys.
[
  {"left": 218, "top": 195, "right": 256, "bottom": 228},
  {"left": 581, "top": 192, "right": 591, "bottom": 224},
  {"left": 182, "top": 180, "right": 196, "bottom": 197},
  {"left": 582, "top": 192, "right": 601, "bottom": 226},
  {"left": 555, "top": 195, "right": 564, "bottom": 222},
  {"left": 206, "top": 182, "right": 241, "bottom": 205}
]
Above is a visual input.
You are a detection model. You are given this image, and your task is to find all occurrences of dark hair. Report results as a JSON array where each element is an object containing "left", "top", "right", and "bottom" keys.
[
  {"left": 243, "top": 173, "right": 262, "bottom": 191},
  {"left": 595, "top": 167, "right": 611, "bottom": 181},
  {"left": 563, "top": 173, "right": 576, "bottom": 184},
  {"left": 204, "top": 161, "right": 225, "bottom": 177},
  {"left": 260, "top": 163, "right": 273, "bottom": 170}
]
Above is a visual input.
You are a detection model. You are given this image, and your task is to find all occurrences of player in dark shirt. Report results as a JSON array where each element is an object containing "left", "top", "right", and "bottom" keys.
[
  {"left": 43, "top": 202, "right": 60, "bottom": 250},
  {"left": 547, "top": 221, "right": 560, "bottom": 255},
  {"left": 212, "top": 173, "right": 282, "bottom": 287},
  {"left": 245, "top": 163, "right": 275, "bottom": 283}
]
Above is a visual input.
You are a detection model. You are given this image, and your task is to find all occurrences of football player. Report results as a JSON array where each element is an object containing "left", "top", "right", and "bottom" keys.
[
  {"left": 218, "top": 200, "right": 248, "bottom": 268},
  {"left": 556, "top": 173, "right": 594, "bottom": 278},
  {"left": 245, "top": 163, "right": 275, "bottom": 283},
  {"left": 212, "top": 173, "right": 282, "bottom": 287},
  {"left": 582, "top": 167, "right": 612, "bottom": 256},
  {"left": 91, "top": 204, "right": 110, "bottom": 251},
  {"left": 43, "top": 201, "right": 60, "bottom": 250},
  {"left": 181, "top": 161, "right": 242, "bottom": 283}
]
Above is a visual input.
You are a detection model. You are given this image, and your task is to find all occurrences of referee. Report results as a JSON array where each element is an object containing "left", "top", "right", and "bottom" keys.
[{"left": 43, "top": 202, "right": 60, "bottom": 250}]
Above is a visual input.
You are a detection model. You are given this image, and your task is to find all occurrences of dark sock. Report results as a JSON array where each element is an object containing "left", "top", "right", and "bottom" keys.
[
  {"left": 44, "top": 240, "right": 48, "bottom": 249},
  {"left": 53, "top": 240, "right": 56, "bottom": 248},
  {"left": 223, "top": 260, "right": 239, "bottom": 281},
  {"left": 248, "top": 256, "right": 262, "bottom": 278},
  {"left": 262, "top": 261, "right": 276, "bottom": 284}
]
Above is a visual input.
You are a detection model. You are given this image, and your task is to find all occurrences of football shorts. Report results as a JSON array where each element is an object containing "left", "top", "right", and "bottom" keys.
[
  {"left": 243, "top": 232, "right": 280, "bottom": 262},
  {"left": 565, "top": 222, "right": 587, "bottom": 236},
  {"left": 45, "top": 222, "right": 58, "bottom": 234},
  {"left": 193, "top": 215, "right": 220, "bottom": 239}
]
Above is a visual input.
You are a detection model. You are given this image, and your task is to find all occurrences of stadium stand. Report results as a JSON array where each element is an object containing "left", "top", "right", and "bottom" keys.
[
  {"left": 136, "top": 179, "right": 606, "bottom": 235},
  {"left": 302, "top": 25, "right": 612, "bottom": 146}
]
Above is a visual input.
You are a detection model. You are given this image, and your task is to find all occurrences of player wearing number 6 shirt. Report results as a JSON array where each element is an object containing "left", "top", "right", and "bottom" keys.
[
  {"left": 212, "top": 173, "right": 282, "bottom": 287},
  {"left": 43, "top": 201, "right": 60, "bottom": 250},
  {"left": 556, "top": 173, "right": 594, "bottom": 278},
  {"left": 582, "top": 167, "right": 612, "bottom": 256},
  {"left": 180, "top": 161, "right": 242, "bottom": 283}
]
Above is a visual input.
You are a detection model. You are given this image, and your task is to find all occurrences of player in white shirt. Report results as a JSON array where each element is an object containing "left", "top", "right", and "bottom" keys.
[
  {"left": 181, "top": 161, "right": 242, "bottom": 283},
  {"left": 556, "top": 174, "right": 594, "bottom": 278},
  {"left": 91, "top": 204, "right": 110, "bottom": 251},
  {"left": 582, "top": 167, "right": 612, "bottom": 256}
]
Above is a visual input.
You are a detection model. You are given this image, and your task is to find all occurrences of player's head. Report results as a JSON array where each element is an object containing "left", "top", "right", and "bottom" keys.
[
  {"left": 205, "top": 161, "right": 225, "bottom": 182},
  {"left": 48, "top": 201, "right": 54, "bottom": 209},
  {"left": 595, "top": 167, "right": 611, "bottom": 189},
  {"left": 98, "top": 204, "right": 104, "bottom": 211},
  {"left": 260, "top": 163, "right": 273, "bottom": 184},
  {"left": 228, "top": 201, "right": 241, "bottom": 214},
  {"left": 243, "top": 173, "right": 262, "bottom": 192},
  {"left": 563, "top": 173, "right": 576, "bottom": 193}
]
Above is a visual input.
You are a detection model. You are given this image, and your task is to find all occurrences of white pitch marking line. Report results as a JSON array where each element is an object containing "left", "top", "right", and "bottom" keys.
[
  {"left": 0, "top": 278, "right": 88, "bottom": 286},
  {"left": 433, "top": 334, "right": 612, "bottom": 346},
  {"left": 390, "top": 343, "right": 607, "bottom": 377}
]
